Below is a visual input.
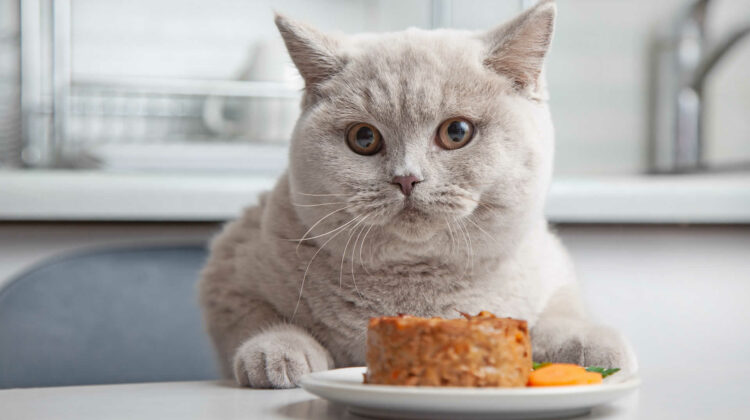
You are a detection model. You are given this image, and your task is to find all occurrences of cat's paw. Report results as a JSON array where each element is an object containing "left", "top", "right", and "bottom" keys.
[
  {"left": 233, "top": 325, "right": 334, "bottom": 388},
  {"left": 579, "top": 325, "right": 638, "bottom": 382},
  {"left": 532, "top": 320, "right": 637, "bottom": 382}
]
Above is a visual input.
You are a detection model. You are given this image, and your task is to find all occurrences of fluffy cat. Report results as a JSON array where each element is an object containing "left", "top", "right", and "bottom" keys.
[{"left": 199, "top": 0, "right": 637, "bottom": 388}]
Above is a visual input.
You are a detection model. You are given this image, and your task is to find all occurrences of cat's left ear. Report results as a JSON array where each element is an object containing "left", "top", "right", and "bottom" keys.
[
  {"left": 480, "top": 0, "right": 556, "bottom": 92},
  {"left": 274, "top": 14, "right": 344, "bottom": 89}
]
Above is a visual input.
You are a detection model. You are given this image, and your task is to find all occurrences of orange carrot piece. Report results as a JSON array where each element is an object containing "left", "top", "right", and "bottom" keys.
[{"left": 527, "top": 363, "right": 603, "bottom": 386}]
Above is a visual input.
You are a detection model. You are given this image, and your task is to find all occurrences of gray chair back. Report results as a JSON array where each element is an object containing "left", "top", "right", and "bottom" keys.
[{"left": 0, "top": 245, "right": 220, "bottom": 388}]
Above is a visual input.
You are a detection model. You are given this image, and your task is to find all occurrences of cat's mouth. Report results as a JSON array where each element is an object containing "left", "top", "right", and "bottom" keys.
[
  {"left": 389, "top": 207, "right": 438, "bottom": 242},
  {"left": 391, "top": 197, "right": 453, "bottom": 231},
  {"left": 398, "top": 202, "right": 428, "bottom": 219},
  {"left": 345, "top": 185, "right": 480, "bottom": 233},
  {"left": 401, "top": 190, "right": 478, "bottom": 218}
]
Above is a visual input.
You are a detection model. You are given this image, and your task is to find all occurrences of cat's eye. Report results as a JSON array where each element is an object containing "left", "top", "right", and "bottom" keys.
[
  {"left": 346, "top": 123, "right": 383, "bottom": 155},
  {"left": 437, "top": 118, "right": 474, "bottom": 150}
]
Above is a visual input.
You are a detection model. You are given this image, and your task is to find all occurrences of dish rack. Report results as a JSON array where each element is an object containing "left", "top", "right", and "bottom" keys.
[
  {"left": 54, "top": 76, "right": 301, "bottom": 172},
  {"left": 12, "top": 0, "right": 304, "bottom": 172},
  {"left": 0, "top": 0, "right": 21, "bottom": 167}
]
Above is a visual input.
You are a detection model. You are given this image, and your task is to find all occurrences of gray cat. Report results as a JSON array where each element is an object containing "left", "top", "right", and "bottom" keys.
[{"left": 199, "top": 0, "right": 637, "bottom": 388}]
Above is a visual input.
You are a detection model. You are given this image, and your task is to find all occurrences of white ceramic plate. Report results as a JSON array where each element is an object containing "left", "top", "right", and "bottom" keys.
[{"left": 300, "top": 367, "right": 640, "bottom": 420}]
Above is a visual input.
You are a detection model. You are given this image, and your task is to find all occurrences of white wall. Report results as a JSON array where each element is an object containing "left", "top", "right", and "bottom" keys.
[{"left": 65, "top": 0, "right": 750, "bottom": 174}]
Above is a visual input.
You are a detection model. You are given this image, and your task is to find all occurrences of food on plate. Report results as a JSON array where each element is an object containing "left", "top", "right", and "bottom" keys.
[
  {"left": 528, "top": 363, "right": 603, "bottom": 386},
  {"left": 364, "top": 311, "right": 531, "bottom": 387},
  {"left": 363, "top": 310, "right": 622, "bottom": 388},
  {"left": 528, "top": 362, "right": 621, "bottom": 386}
]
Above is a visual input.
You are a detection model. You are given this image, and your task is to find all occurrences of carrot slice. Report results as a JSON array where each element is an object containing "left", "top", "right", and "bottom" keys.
[{"left": 527, "top": 363, "right": 603, "bottom": 386}]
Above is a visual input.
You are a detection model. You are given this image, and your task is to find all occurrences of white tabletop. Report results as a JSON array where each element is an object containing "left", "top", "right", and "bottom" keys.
[{"left": 2, "top": 368, "right": 746, "bottom": 420}]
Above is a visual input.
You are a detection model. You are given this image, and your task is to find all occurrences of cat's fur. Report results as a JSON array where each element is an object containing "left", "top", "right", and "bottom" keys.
[{"left": 199, "top": 0, "right": 637, "bottom": 388}]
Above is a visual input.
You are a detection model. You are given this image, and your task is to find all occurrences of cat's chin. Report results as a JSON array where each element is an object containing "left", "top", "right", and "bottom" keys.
[
  {"left": 388, "top": 225, "right": 440, "bottom": 243},
  {"left": 384, "top": 207, "right": 444, "bottom": 243}
]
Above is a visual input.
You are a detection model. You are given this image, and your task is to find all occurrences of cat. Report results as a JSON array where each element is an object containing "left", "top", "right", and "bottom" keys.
[{"left": 199, "top": 0, "right": 637, "bottom": 388}]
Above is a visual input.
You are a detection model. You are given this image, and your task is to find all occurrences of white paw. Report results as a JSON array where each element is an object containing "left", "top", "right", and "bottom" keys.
[
  {"left": 533, "top": 320, "right": 638, "bottom": 381},
  {"left": 233, "top": 325, "right": 334, "bottom": 388},
  {"left": 581, "top": 325, "right": 638, "bottom": 382}
]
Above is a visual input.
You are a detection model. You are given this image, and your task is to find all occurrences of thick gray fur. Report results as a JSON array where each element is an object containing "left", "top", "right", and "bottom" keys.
[{"left": 199, "top": 0, "right": 637, "bottom": 388}]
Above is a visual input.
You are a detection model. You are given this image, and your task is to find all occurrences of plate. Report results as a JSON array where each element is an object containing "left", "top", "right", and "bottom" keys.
[{"left": 300, "top": 367, "right": 640, "bottom": 420}]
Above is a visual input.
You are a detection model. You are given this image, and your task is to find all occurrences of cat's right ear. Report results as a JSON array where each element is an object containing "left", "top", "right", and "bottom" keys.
[
  {"left": 274, "top": 14, "right": 344, "bottom": 89},
  {"left": 480, "top": 0, "right": 556, "bottom": 92}
]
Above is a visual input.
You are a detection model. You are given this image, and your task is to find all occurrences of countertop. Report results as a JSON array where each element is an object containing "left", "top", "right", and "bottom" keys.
[
  {"left": 1, "top": 367, "right": 746, "bottom": 420},
  {"left": 1, "top": 170, "right": 749, "bottom": 223}
]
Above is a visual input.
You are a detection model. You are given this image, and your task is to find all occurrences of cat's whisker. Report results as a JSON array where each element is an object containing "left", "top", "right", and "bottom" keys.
[
  {"left": 292, "top": 215, "right": 360, "bottom": 321},
  {"left": 452, "top": 217, "right": 464, "bottom": 277},
  {"left": 461, "top": 195, "right": 501, "bottom": 211},
  {"left": 460, "top": 219, "right": 471, "bottom": 277},
  {"left": 358, "top": 222, "right": 376, "bottom": 275},
  {"left": 295, "top": 192, "right": 350, "bottom": 197},
  {"left": 292, "top": 202, "right": 349, "bottom": 207},
  {"left": 462, "top": 219, "right": 475, "bottom": 269},
  {"left": 465, "top": 215, "right": 496, "bottom": 244},
  {"left": 464, "top": 219, "right": 475, "bottom": 275},
  {"left": 290, "top": 214, "right": 359, "bottom": 260},
  {"left": 355, "top": 198, "right": 399, "bottom": 274},
  {"left": 292, "top": 205, "right": 355, "bottom": 255},
  {"left": 444, "top": 218, "right": 456, "bottom": 256},
  {"left": 451, "top": 219, "right": 461, "bottom": 258},
  {"left": 340, "top": 214, "right": 369, "bottom": 289},
  {"left": 350, "top": 218, "right": 369, "bottom": 300},
  {"left": 470, "top": 201, "right": 494, "bottom": 213},
  {"left": 476, "top": 203, "right": 494, "bottom": 213},
  {"left": 454, "top": 217, "right": 472, "bottom": 281}
]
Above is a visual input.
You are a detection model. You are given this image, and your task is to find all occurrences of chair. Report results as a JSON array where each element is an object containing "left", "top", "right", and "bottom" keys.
[{"left": 0, "top": 245, "right": 220, "bottom": 388}]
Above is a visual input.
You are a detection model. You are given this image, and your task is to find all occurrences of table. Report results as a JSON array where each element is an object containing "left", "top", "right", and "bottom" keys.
[{"left": 1, "top": 369, "right": 746, "bottom": 420}]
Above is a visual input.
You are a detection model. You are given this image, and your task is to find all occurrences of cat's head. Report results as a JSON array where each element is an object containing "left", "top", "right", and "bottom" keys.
[{"left": 279, "top": 1, "right": 556, "bottom": 244}]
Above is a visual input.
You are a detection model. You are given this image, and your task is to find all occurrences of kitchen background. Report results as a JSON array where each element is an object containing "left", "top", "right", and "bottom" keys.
[
  {"left": 2, "top": 0, "right": 750, "bottom": 173},
  {"left": 0, "top": 0, "right": 749, "bottom": 407}
]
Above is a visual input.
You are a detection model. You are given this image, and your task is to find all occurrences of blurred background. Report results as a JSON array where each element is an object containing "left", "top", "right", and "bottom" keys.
[
  {"left": 1, "top": 0, "right": 750, "bottom": 173},
  {"left": 0, "top": 1, "right": 748, "bottom": 413}
]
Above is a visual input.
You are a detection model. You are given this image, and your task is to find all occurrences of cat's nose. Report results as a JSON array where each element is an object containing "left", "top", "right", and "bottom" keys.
[{"left": 392, "top": 175, "right": 421, "bottom": 196}]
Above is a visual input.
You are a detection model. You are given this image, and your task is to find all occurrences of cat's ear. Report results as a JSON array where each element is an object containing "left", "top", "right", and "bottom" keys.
[
  {"left": 274, "top": 14, "right": 344, "bottom": 88},
  {"left": 480, "top": 0, "right": 556, "bottom": 91}
]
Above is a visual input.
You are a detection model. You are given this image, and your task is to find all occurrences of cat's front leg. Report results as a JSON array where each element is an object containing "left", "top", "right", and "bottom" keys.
[{"left": 233, "top": 324, "right": 334, "bottom": 388}]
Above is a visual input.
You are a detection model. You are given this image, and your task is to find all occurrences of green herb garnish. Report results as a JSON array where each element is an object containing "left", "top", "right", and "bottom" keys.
[
  {"left": 532, "top": 362, "right": 551, "bottom": 370},
  {"left": 584, "top": 366, "right": 621, "bottom": 378}
]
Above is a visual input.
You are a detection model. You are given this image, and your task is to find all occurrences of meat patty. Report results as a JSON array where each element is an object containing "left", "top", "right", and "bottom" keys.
[{"left": 365, "top": 311, "right": 532, "bottom": 387}]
